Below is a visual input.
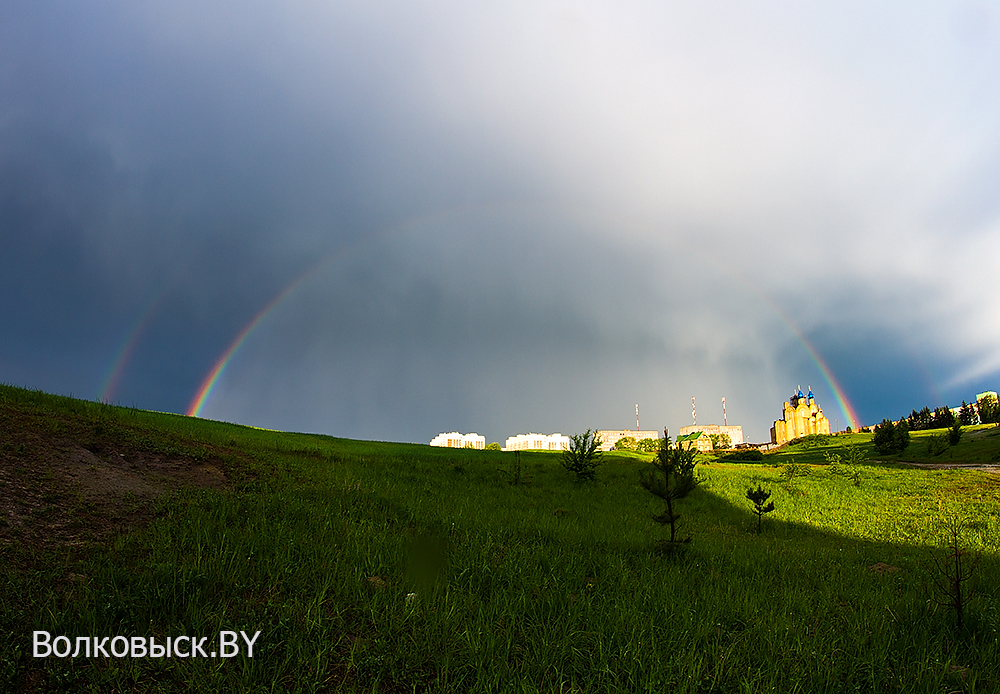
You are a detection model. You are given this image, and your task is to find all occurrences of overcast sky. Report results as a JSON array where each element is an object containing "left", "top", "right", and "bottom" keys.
[{"left": 2, "top": 1, "right": 999, "bottom": 444}]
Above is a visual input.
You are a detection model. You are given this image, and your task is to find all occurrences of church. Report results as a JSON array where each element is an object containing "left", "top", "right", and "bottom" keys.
[{"left": 770, "top": 386, "right": 831, "bottom": 444}]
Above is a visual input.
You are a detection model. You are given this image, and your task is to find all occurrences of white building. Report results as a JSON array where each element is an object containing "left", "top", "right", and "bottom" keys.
[
  {"left": 429, "top": 432, "right": 485, "bottom": 449},
  {"left": 503, "top": 433, "right": 571, "bottom": 451}
]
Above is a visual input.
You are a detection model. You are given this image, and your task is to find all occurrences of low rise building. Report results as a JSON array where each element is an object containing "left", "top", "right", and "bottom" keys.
[
  {"left": 504, "top": 433, "right": 571, "bottom": 451},
  {"left": 677, "top": 424, "right": 743, "bottom": 448},
  {"left": 594, "top": 429, "right": 661, "bottom": 452},
  {"left": 676, "top": 431, "right": 714, "bottom": 452},
  {"left": 430, "top": 432, "right": 485, "bottom": 449}
]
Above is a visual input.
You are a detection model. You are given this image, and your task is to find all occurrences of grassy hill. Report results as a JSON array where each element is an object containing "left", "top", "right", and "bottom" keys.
[
  {"left": 2, "top": 384, "right": 1000, "bottom": 692},
  {"left": 738, "top": 427, "right": 1000, "bottom": 467}
]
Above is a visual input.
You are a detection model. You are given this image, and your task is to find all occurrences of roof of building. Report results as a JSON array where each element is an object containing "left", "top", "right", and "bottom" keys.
[{"left": 676, "top": 432, "right": 705, "bottom": 441}]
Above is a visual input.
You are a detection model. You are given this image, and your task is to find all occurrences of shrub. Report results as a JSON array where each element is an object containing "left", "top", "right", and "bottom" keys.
[
  {"left": 824, "top": 444, "right": 867, "bottom": 486},
  {"left": 781, "top": 461, "right": 809, "bottom": 488},
  {"left": 615, "top": 436, "right": 638, "bottom": 452},
  {"left": 793, "top": 434, "right": 832, "bottom": 448},
  {"left": 719, "top": 449, "right": 764, "bottom": 462}
]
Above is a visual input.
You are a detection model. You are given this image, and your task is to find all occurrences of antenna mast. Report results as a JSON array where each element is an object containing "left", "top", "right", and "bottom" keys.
[
  {"left": 635, "top": 404, "right": 640, "bottom": 432},
  {"left": 692, "top": 396, "right": 696, "bottom": 425},
  {"left": 722, "top": 396, "right": 727, "bottom": 426}
]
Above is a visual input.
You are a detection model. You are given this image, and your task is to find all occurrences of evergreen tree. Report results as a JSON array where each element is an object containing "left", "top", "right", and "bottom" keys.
[
  {"left": 893, "top": 418, "right": 910, "bottom": 452},
  {"left": 561, "top": 430, "right": 603, "bottom": 482},
  {"left": 872, "top": 419, "right": 898, "bottom": 455},
  {"left": 912, "top": 406, "right": 933, "bottom": 431},
  {"left": 932, "top": 406, "right": 955, "bottom": 429},
  {"left": 639, "top": 430, "right": 699, "bottom": 543},
  {"left": 948, "top": 420, "right": 963, "bottom": 446},
  {"left": 959, "top": 401, "right": 975, "bottom": 426},
  {"left": 745, "top": 485, "right": 775, "bottom": 534}
]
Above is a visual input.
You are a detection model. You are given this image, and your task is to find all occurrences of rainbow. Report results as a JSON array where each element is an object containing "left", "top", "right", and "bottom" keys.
[
  {"left": 185, "top": 205, "right": 489, "bottom": 418},
  {"left": 762, "top": 298, "right": 862, "bottom": 431},
  {"left": 186, "top": 263, "right": 324, "bottom": 417},
  {"left": 186, "top": 208, "right": 863, "bottom": 431},
  {"left": 98, "top": 291, "right": 167, "bottom": 403},
  {"left": 695, "top": 250, "right": 862, "bottom": 431}
]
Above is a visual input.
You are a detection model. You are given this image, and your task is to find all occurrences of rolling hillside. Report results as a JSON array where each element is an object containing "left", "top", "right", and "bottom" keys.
[{"left": 2, "top": 384, "right": 999, "bottom": 693}]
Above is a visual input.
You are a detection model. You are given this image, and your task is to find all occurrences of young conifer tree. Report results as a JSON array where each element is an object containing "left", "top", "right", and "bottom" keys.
[
  {"left": 639, "top": 430, "right": 699, "bottom": 543},
  {"left": 746, "top": 484, "right": 775, "bottom": 533},
  {"left": 561, "top": 429, "right": 603, "bottom": 482}
]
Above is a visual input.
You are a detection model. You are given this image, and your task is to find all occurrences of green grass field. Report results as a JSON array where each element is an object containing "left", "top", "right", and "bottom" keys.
[
  {"left": 2, "top": 384, "right": 999, "bottom": 692},
  {"left": 745, "top": 428, "right": 1000, "bottom": 467}
]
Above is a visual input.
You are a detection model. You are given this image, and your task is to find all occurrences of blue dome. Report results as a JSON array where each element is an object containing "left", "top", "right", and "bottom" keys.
[{"left": 797, "top": 389, "right": 804, "bottom": 399}]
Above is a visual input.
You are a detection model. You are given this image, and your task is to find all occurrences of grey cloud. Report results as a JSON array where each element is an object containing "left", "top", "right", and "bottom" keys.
[{"left": 2, "top": 1, "right": 998, "bottom": 442}]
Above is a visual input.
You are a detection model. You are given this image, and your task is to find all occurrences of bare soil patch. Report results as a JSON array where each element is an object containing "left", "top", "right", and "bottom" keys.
[{"left": 0, "top": 403, "right": 231, "bottom": 551}]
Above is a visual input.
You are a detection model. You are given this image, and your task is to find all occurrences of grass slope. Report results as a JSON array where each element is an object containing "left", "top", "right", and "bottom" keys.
[{"left": 2, "top": 384, "right": 999, "bottom": 692}]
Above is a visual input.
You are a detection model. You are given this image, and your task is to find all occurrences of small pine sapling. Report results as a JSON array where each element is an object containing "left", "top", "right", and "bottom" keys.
[
  {"left": 824, "top": 444, "right": 867, "bottom": 486},
  {"left": 746, "top": 484, "right": 775, "bottom": 533},
  {"left": 561, "top": 429, "right": 603, "bottom": 482},
  {"left": 948, "top": 420, "right": 963, "bottom": 446},
  {"left": 932, "top": 517, "right": 979, "bottom": 631},
  {"left": 780, "top": 459, "right": 809, "bottom": 494},
  {"left": 509, "top": 450, "right": 527, "bottom": 485},
  {"left": 639, "top": 429, "right": 700, "bottom": 544},
  {"left": 927, "top": 433, "right": 949, "bottom": 456}
]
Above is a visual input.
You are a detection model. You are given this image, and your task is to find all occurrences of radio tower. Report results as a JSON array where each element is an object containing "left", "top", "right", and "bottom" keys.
[
  {"left": 692, "top": 396, "right": 696, "bottom": 425},
  {"left": 722, "top": 396, "right": 727, "bottom": 426},
  {"left": 635, "top": 404, "right": 640, "bottom": 432}
]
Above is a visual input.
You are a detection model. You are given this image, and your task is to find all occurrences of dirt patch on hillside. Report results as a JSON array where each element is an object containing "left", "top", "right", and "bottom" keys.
[{"left": 0, "top": 403, "right": 231, "bottom": 550}]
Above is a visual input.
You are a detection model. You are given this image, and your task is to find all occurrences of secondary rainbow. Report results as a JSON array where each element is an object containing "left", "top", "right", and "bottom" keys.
[{"left": 98, "top": 290, "right": 168, "bottom": 403}]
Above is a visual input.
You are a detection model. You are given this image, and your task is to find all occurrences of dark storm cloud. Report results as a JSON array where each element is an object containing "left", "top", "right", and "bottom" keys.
[{"left": 2, "top": 1, "right": 999, "bottom": 442}]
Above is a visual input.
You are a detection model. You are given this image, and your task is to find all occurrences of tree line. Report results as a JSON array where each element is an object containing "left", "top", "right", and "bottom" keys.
[{"left": 902, "top": 394, "right": 999, "bottom": 431}]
